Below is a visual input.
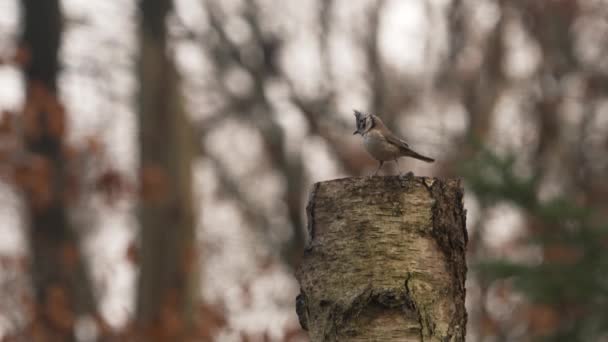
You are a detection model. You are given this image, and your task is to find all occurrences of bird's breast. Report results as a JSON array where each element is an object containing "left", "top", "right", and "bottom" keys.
[{"left": 363, "top": 131, "right": 400, "bottom": 161}]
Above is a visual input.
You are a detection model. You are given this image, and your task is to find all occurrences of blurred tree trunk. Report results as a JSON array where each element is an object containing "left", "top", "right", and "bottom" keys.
[
  {"left": 19, "top": 0, "right": 98, "bottom": 340},
  {"left": 296, "top": 177, "right": 467, "bottom": 341},
  {"left": 135, "top": 0, "right": 198, "bottom": 340}
]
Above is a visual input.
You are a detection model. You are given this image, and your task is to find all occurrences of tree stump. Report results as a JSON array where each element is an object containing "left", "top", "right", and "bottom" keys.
[{"left": 296, "top": 176, "right": 467, "bottom": 341}]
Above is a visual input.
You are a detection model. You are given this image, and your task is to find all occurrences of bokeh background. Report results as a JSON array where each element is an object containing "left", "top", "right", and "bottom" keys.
[{"left": 0, "top": 0, "right": 607, "bottom": 341}]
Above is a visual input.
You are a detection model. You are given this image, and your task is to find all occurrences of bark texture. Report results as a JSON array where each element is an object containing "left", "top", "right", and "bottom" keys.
[{"left": 296, "top": 176, "right": 467, "bottom": 341}]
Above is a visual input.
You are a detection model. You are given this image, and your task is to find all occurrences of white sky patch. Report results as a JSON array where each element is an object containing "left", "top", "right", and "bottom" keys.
[
  {"left": 281, "top": 33, "right": 324, "bottom": 98},
  {"left": 216, "top": 0, "right": 247, "bottom": 14},
  {"left": 399, "top": 111, "right": 442, "bottom": 156},
  {"left": 556, "top": 74, "right": 587, "bottom": 128},
  {"left": 335, "top": 89, "right": 370, "bottom": 122},
  {"left": 332, "top": 0, "right": 375, "bottom": 28},
  {"left": 536, "top": 174, "right": 565, "bottom": 203},
  {"left": 227, "top": 267, "right": 300, "bottom": 339},
  {"left": 205, "top": 118, "right": 266, "bottom": 179},
  {"left": 482, "top": 203, "right": 525, "bottom": 249},
  {"left": 573, "top": 14, "right": 608, "bottom": 69},
  {"left": 200, "top": 219, "right": 257, "bottom": 302},
  {"left": 0, "top": 0, "right": 17, "bottom": 29},
  {"left": 490, "top": 90, "right": 538, "bottom": 154},
  {"left": 224, "top": 15, "right": 253, "bottom": 46},
  {"left": 0, "top": 67, "right": 23, "bottom": 110},
  {"left": 400, "top": 97, "right": 468, "bottom": 154},
  {"left": 0, "top": 183, "right": 25, "bottom": 255},
  {"left": 468, "top": 0, "right": 501, "bottom": 38},
  {"left": 329, "top": 33, "right": 370, "bottom": 119},
  {"left": 379, "top": 0, "right": 428, "bottom": 73},
  {"left": 86, "top": 211, "right": 136, "bottom": 328},
  {"left": 0, "top": 1, "right": 21, "bottom": 109},
  {"left": 60, "top": 71, "right": 105, "bottom": 131},
  {"left": 173, "top": 0, "right": 208, "bottom": 34},
  {"left": 302, "top": 135, "right": 344, "bottom": 182},
  {"left": 485, "top": 279, "right": 522, "bottom": 322},
  {"left": 243, "top": 172, "right": 286, "bottom": 220},
  {"left": 222, "top": 66, "right": 254, "bottom": 98},
  {"left": 265, "top": 79, "right": 311, "bottom": 155},
  {"left": 101, "top": 103, "right": 137, "bottom": 174},
  {"left": 590, "top": 99, "right": 608, "bottom": 144},
  {"left": 463, "top": 190, "right": 481, "bottom": 233},
  {"left": 329, "top": 34, "right": 367, "bottom": 82},
  {"left": 503, "top": 17, "right": 541, "bottom": 80}
]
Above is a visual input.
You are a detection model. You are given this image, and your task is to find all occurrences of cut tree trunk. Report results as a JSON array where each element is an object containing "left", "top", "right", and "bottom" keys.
[{"left": 296, "top": 176, "right": 467, "bottom": 341}]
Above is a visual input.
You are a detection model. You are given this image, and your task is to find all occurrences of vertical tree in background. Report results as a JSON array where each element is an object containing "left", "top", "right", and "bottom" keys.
[
  {"left": 135, "top": 0, "right": 198, "bottom": 339},
  {"left": 19, "top": 0, "right": 97, "bottom": 339}
]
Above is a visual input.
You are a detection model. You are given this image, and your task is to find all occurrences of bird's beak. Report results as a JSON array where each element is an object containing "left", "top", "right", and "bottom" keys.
[{"left": 353, "top": 130, "right": 359, "bottom": 135}]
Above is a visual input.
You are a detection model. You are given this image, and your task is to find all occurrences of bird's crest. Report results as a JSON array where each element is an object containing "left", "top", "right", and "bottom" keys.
[{"left": 353, "top": 110, "right": 374, "bottom": 135}]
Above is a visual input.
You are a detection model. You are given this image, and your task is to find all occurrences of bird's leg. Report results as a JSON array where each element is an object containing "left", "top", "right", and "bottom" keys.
[
  {"left": 371, "top": 160, "right": 384, "bottom": 177},
  {"left": 394, "top": 159, "right": 401, "bottom": 176}
]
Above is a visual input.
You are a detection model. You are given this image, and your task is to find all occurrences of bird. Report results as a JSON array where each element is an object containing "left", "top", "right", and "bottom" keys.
[{"left": 352, "top": 110, "right": 434, "bottom": 176}]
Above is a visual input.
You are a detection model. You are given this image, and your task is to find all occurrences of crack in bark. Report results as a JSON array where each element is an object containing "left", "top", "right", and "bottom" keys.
[
  {"left": 404, "top": 272, "right": 425, "bottom": 341},
  {"left": 306, "top": 182, "right": 321, "bottom": 246},
  {"left": 296, "top": 291, "right": 309, "bottom": 331}
]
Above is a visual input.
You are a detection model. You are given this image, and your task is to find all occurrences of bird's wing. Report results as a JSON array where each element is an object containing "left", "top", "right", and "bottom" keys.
[
  {"left": 386, "top": 132, "right": 435, "bottom": 162},
  {"left": 385, "top": 132, "right": 410, "bottom": 150}
]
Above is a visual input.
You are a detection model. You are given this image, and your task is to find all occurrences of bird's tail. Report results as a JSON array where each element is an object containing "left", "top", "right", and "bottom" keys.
[{"left": 406, "top": 149, "right": 435, "bottom": 163}]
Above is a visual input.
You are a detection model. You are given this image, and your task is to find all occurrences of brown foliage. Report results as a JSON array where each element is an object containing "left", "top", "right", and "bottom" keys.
[
  {"left": 126, "top": 241, "right": 139, "bottom": 265},
  {"left": 59, "top": 243, "right": 79, "bottom": 272},
  {"left": 44, "top": 285, "right": 75, "bottom": 333},
  {"left": 197, "top": 304, "right": 227, "bottom": 340},
  {"left": 15, "top": 156, "right": 53, "bottom": 211},
  {"left": 543, "top": 244, "right": 583, "bottom": 264},
  {"left": 13, "top": 46, "right": 31, "bottom": 67},
  {"left": 525, "top": 304, "right": 560, "bottom": 336},
  {"left": 0, "top": 111, "right": 14, "bottom": 134},
  {"left": 23, "top": 82, "right": 66, "bottom": 141},
  {"left": 96, "top": 169, "right": 126, "bottom": 203},
  {"left": 140, "top": 164, "right": 170, "bottom": 204}
]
